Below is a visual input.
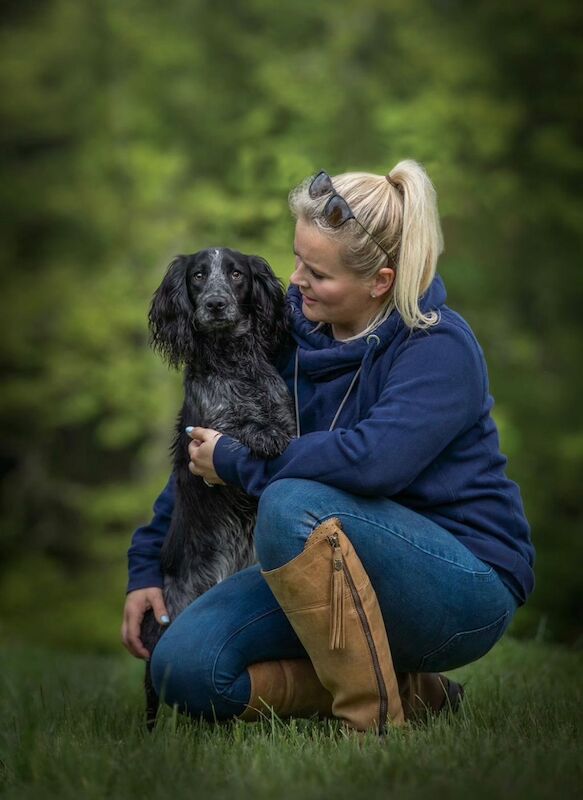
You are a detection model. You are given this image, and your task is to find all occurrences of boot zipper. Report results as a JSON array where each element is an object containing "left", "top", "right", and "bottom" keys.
[
  {"left": 328, "top": 533, "right": 389, "bottom": 733},
  {"left": 328, "top": 534, "right": 345, "bottom": 649}
]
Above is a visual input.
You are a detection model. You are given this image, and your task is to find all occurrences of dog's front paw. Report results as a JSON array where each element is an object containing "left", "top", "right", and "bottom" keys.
[{"left": 249, "top": 430, "right": 292, "bottom": 459}]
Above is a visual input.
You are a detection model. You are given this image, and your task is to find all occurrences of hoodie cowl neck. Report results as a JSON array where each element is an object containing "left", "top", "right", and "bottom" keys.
[{"left": 286, "top": 275, "right": 447, "bottom": 380}]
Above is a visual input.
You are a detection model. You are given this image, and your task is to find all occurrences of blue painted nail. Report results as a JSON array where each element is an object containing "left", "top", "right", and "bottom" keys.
[
  {"left": 185, "top": 426, "right": 194, "bottom": 434},
  {"left": 161, "top": 615, "right": 170, "bottom": 625}
]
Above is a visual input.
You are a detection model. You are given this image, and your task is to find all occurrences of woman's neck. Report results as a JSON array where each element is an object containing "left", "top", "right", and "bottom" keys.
[{"left": 331, "top": 299, "right": 394, "bottom": 341}]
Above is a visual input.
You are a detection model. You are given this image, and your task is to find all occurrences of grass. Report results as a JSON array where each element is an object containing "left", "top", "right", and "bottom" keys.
[{"left": 0, "top": 636, "right": 581, "bottom": 800}]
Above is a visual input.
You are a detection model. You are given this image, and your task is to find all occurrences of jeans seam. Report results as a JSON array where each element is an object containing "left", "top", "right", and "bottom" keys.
[
  {"left": 419, "top": 609, "right": 509, "bottom": 670},
  {"left": 210, "top": 606, "right": 285, "bottom": 706},
  {"left": 312, "top": 512, "right": 493, "bottom": 576}
]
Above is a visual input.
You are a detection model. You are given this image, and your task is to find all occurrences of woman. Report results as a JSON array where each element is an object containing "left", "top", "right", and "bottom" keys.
[{"left": 122, "top": 162, "right": 535, "bottom": 732}]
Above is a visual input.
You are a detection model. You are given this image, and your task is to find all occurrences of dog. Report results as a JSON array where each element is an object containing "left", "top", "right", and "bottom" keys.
[{"left": 140, "top": 247, "right": 296, "bottom": 728}]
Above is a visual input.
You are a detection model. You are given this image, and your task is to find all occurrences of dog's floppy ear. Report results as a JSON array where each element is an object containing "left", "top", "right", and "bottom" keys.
[
  {"left": 248, "top": 255, "right": 289, "bottom": 357},
  {"left": 148, "top": 256, "right": 196, "bottom": 368}
]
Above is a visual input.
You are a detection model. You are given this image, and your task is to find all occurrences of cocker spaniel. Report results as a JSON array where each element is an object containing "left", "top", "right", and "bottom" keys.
[{"left": 140, "top": 247, "right": 295, "bottom": 727}]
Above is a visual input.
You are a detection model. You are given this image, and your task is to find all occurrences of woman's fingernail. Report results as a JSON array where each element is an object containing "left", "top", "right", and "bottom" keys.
[
  {"left": 185, "top": 426, "right": 194, "bottom": 434},
  {"left": 161, "top": 615, "right": 170, "bottom": 625}
]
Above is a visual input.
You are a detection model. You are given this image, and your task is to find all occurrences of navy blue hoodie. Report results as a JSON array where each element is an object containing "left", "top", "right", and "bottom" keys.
[{"left": 127, "top": 275, "right": 535, "bottom": 605}]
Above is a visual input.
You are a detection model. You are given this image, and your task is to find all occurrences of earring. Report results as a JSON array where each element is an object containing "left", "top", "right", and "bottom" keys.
[{"left": 370, "top": 291, "right": 376, "bottom": 298}]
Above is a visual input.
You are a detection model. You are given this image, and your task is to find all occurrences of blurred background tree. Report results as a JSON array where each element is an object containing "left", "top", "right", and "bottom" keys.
[{"left": 1, "top": 0, "right": 581, "bottom": 651}]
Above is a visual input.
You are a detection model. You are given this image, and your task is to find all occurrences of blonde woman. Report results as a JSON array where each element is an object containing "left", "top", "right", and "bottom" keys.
[{"left": 123, "top": 162, "right": 535, "bottom": 732}]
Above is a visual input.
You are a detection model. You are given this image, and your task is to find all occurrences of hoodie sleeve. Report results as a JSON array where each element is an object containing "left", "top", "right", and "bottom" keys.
[
  {"left": 126, "top": 475, "right": 175, "bottom": 593},
  {"left": 213, "top": 324, "right": 485, "bottom": 498}
]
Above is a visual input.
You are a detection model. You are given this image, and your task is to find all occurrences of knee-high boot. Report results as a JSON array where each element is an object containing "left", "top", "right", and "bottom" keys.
[{"left": 260, "top": 517, "right": 404, "bottom": 733}]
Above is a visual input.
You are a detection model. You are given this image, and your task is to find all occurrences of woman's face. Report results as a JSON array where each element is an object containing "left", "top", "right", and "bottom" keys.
[{"left": 290, "top": 218, "right": 390, "bottom": 340}]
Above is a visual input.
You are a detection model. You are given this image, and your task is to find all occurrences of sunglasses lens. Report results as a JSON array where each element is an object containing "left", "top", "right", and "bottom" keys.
[
  {"left": 309, "top": 171, "right": 333, "bottom": 198},
  {"left": 324, "top": 195, "right": 353, "bottom": 227}
]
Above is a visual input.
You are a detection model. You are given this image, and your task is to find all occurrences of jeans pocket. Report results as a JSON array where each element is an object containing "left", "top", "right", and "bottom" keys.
[{"left": 418, "top": 610, "right": 510, "bottom": 672}]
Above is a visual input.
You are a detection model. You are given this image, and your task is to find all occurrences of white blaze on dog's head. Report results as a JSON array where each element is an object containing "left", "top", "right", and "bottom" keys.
[{"left": 205, "top": 248, "right": 233, "bottom": 297}]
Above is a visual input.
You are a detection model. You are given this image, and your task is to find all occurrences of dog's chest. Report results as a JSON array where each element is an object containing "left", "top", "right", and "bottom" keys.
[{"left": 187, "top": 373, "right": 268, "bottom": 429}]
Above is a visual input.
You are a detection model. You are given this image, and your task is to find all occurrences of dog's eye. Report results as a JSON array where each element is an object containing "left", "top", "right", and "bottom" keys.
[
  {"left": 231, "top": 270, "right": 242, "bottom": 280},
  {"left": 193, "top": 271, "right": 204, "bottom": 280}
]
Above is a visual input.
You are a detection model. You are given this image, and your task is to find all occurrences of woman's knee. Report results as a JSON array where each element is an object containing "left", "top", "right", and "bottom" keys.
[
  {"left": 150, "top": 628, "right": 218, "bottom": 718},
  {"left": 150, "top": 611, "right": 252, "bottom": 720},
  {"left": 149, "top": 567, "right": 273, "bottom": 719},
  {"left": 255, "top": 479, "right": 320, "bottom": 569}
]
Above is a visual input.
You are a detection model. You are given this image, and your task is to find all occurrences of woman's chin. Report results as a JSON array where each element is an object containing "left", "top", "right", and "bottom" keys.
[
  {"left": 301, "top": 298, "right": 331, "bottom": 327},
  {"left": 301, "top": 300, "right": 319, "bottom": 319}
]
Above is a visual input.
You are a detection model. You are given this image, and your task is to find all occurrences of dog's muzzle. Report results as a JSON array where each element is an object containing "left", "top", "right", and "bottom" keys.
[{"left": 197, "top": 294, "right": 239, "bottom": 330}]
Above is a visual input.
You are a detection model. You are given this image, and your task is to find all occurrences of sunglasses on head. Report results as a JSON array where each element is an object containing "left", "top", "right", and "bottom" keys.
[{"left": 308, "top": 170, "right": 392, "bottom": 262}]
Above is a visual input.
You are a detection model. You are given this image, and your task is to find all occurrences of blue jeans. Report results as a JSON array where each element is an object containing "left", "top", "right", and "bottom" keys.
[{"left": 150, "top": 479, "right": 518, "bottom": 719}]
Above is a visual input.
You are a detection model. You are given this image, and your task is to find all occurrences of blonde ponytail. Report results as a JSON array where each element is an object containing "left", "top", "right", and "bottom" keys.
[{"left": 388, "top": 160, "right": 444, "bottom": 329}]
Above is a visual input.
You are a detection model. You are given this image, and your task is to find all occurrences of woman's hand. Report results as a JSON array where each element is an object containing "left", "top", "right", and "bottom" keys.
[
  {"left": 121, "top": 587, "right": 169, "bottom": 660},
  {"left": 186, "top": 426, "right": 226, "bottom": 486}
]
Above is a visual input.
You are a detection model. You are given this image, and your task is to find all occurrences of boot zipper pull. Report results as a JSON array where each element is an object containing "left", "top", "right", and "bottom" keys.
[{"left": 328, "top": 534, "right": 345, "bottom": 650}]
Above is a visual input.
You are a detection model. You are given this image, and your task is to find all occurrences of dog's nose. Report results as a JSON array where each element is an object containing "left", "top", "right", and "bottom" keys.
[{"left": 204, "top": 297, "right": 228, "bottom": 313}]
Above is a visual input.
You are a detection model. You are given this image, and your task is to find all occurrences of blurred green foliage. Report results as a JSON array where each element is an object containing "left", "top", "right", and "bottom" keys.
[{"left": 1, "top": 0, "right": 581, "bottom": 651}]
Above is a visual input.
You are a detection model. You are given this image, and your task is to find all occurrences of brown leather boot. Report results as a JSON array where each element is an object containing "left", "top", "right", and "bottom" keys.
[
  {"left": 397, "top": 672, "right": 465, "bottom": 722},
  {"left": 261, "top": 517, "right": 405, "bottom": 733},
  {"left": 238, "top": 659, "right": 333, "bottom": 721}
]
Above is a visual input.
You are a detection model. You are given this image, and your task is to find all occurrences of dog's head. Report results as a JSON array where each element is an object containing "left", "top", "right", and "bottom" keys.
[{"left": 148, "top": 247, "right": 289, "bottom": 368}]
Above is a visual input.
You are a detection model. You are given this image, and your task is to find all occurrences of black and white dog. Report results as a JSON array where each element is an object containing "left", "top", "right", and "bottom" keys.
[{"left": 141, "top": 247, "right": 296, "bottom": 727}]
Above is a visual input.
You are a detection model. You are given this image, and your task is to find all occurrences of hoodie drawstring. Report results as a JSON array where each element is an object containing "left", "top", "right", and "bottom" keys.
[{"left": 355, "top": 334, "right": 380, "bottom": 421}]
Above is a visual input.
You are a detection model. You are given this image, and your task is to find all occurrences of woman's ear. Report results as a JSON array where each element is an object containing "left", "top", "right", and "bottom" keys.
[
  {"left": 148, "top": 255, "right": 196, "bottom": 368},
  {"left": 372, "top": 267, "right": 395, "bottom": 298}
]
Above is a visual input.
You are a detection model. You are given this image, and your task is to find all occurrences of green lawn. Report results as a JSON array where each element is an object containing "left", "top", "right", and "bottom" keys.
[{"left": 1, "top": 636, "right": 581, "bottom": 800}]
